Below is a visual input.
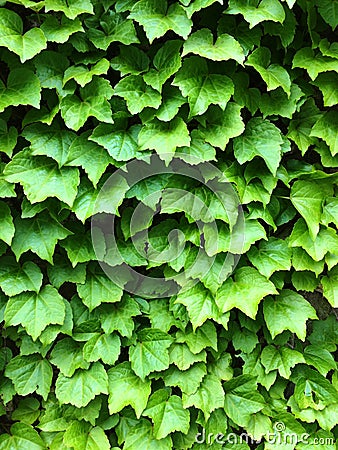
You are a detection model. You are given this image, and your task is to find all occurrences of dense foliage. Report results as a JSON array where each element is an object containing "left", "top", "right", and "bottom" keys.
[{"left": 0, "top": 0, "right": 337, "bottom": 448}]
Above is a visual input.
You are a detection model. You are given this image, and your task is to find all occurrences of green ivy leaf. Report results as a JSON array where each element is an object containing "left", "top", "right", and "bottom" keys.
[
  {"left": 247, "top": 238, "right": 292, "bottom": 278},
  {"left": 89, "top": 124, "right": 140, "bottom": 161},
  {"left": 183, "top": 28, "right": 244, "bottom": 64},
  {"left": 261, "top": 345, "right": 305, "bottom": 378},
  {"left": 290, "top": 179, "right": 333, "bottom": 239},
  {"left": 60, "top": 77, "right": 113, "bottom": 131},
  {"left": 0, "top": 257, "right": 42, "bottom": 296},
  {"left": 4, "top": 285, "right": 66, "bottom": 341},
  {"left": 41, "top": 15, "right": 84, "bottom": 43},
  {"left": 175, "top": 283, "right": 220, "bottom": 330},
  {"left": 263, "top": 290, "right": 317, "bottom": 341},
  {"left": 292, "top": 47, "right": 338, "bottom": 80},
  {"left": 63, "top": 59, "right": 110, "bottom": 88},
  {"left": 0, "top": 119, "right": 17, "bottom": 158},
  {"left": 182, "top": 374, "right": 224, "bottom": 420},
  {"left": 313, "top": 72, "right": 338, "bottom": 107},
  {"left": 55, "top": 362, "right": 108, "bottom": 408},
  {"left": 98, "top": 295, "right": 140, "bottom": 338},
  {"left": 226, "top": 0, "right": 285, "bottom": 28},
  {"left": 129, "top": 0, "right": 192, "bottom": 43},
  {"left": 0, "top": 422, "right": 46, "bottom": 449},
  {"left": 129, "top": 328, "right": 173, "bottom": 380},
  {"left": 50, "top": 338, "right": 89, "bottom": 377},
  {"left": 4, "top": 149, "right": 80, "bottom": 207},
  {"left": 246, "top": 47, "right": 291, "bottom": 95},
  {"left": 77, "top": 267, "right": 123, "bottom": 312},
  {"left": 11, "top": 212, "right": 71, "bottom": 263},
  {"left": 169, "top": 343, "right": 206, "bottom": 370},
  {"left": 83, "top": 333, "right": 121, "bottom": 365},
  {"left": 143, "top": 389, "right": 190, "bottom": 439},
  {"left": 138, "top": 117, "right": 190, "bottom": 163},
  {"left": 173, "top": 56, "right": 234, "bottom": 117},
  {"left": 233, "top": 117, "right": 284, "bottom": 175},
  {"left": 197, "top": 103, "right": 245, "bottom": 150},
  {"left": 321, "top": 266, "right": 338, "bottom": 308},
  {"left": 88, "top": 13, "right": 139, "bottom": 50},
  {"left": 0, "top": 69, "right": 41, "bottom": 113},
  {"left": 223, "top": 376, "right": 266, "bottom": 427},
  {"left": 316, "top": 0, "right": 338, "bottom": 30},
  {"left": 123, "top": 419, "right": 172, "bottom": 450},
  {"left": 310, "top": 110, "right": 338, "bottom": 156},
  {"left": 45, "top": 0, "right": 94, "bottom": 19},
  {"left": 0, "top": 8, "right": 46, "bottom": 62},
  {"left": 107, "top": 361, "right": 151, "bottom": 418},
  {"left": 114, "top": 75, "right": 162, "bottom": 114},
  {"left": 63, "top": 422, "right": 110, "bottom": 450},
  {"left": 143, "top": 40, "right": 182, "bottom": 92},
  {"left": 0, "top": 201, "right": 14, "bottom": 246},
  {"left": 216, "top": 266, "right": 278, "bottom": 318},
  {"left": 111, "top": 44, "right": 150, "bottom": 76}
]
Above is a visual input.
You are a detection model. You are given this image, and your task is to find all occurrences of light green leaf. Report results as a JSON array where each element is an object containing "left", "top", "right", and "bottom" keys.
[
  {"left": 304, "top": 345, "right": 337, "bottom": 376},
  {"left": 183, "top": 28, "right": 244, "bottom": 64},
  {"left": 77, "top": 268, "right": 123, "bottom": 312},
  {"left": 47, "top": 253, "right": 86, "bottom": 289},
  {"left": 55, "top": 362, "right": 108, "bottom": 408},
  {"left": 247, "top": 238, "right": 292, "bottom": 278},
  {"left": 63, "top": 59, "right": 110, "bottom": 88},
  {"left": 0, "top": 119, "right": 17, "bottom": 157},
  {"left": 114, "top": 75, "right": 161, "bottom": 114},
  {"left": 41, "top": 15, "right": 84, "bottom": 43},
  {"left": 123, "top": 419, "right": 172, "bottom": 450},
  {"left": 144, "top": 40, "right": 182, "bottom": 91},
  {"left": 129, "top": 0, "right": 192, "bottom": 43},
  {"left": 111, "top": 44, "right": 150, "bottom": 76},
  {"left": 5, "top": 355, "right": 52, "bottom": 400},
  {"left": 83, "top": 333, "right": 121, "bottom": 365},
  {"left": 175, "top": 283, "right": 220, "bottom": 330},
  {"left": 226, "top": 0, "right": 285, "bottom": 28},
  {"left": 185, "top": 0, "right": 223, "bottom": 17},
  {"left": 182, "top": 374, "right": 224, "bottom": 420},
  {"left": 60, "top": 77, "right": 113, "bottom": 131},
  {"left": 233, "top": 117, "right": 284, "bottom": 175},
  {"left": 45, "top": 0, "right": 94, "bottom": 19},
  {"left": 316, "top": 0, "right": 338, "bottom": 29},
  {"left": 64, "top": 133, "right": 112, "bottom": 187},
  {"left": 11, "top": 212, "right": 71, "bottom": 263},
  {"left": 0, "top": 201, "right": 14, "bottom": 245},
  {"left": 322, "top": 197, "right": 338, "bottom": 226},
  {"left": 138, "top": 117, "right": 190, "bottom": 163},
  {"left": 223, "top": 376, "right": 266, "bottom": 427},
  {"left": 50, "top": 338, "right": 89, "bottom": 377},
  {"left": 263, "top": 289, "right": 317, "bottom": 341},
  {"left": 322, "top": 266, "right": 338, "bottom": 308},
  {"left": 261, "top": 346, "right": 305, "bottom": 378},
  {"left": 63, "top": 422, "right": 110, "bottom": 450},
  {"left": 246, "top": 47, "right": 291, "bottom": 95},
  {"left": 34, "top": 51, "right": 69, "bottom": 94},
  {"left": 0, "top": 8, "right": 46, "bottom": 62},
  {"left": 313, "top": 72, "right": 338, "bottom": 107},
  {"left": 143, "top": 389, "right": 190, "bottom": 439},
  {"left": 169, "top": 343, "right": 206, "bottom": 370},
  {"left": 11, "top": 398, "right": 40, "bottom": 424},
  {"left": 0, "top": 422, "right": 46, "bottom": 450},
  {"left": 87, "top": 12, "right": 139, "bottom": 49},
  {"left": 216, "top": 266, "right": 277, "bottom": 318},
  {"left": 0, "top": 69, "right": 41, "bottom": 113},
  {"left": 108, "top": 361, "right": 151, "bottom": 418},
  {"left": 98, "top": 295, "right": 140, "bottom": 338},
  {"left": 289, "top": 219, "right": 338, "bottom": 261},
  {"left": 129, "top": 328, "right": 173, "bottom": 380},
  {"left": 292, "top": 47, "right": 338, "bottom": 80},
  {"left": 4, "top": 149, "right": 80, "bottom": 207},
  {"left": 310, "top": 110, "right": 338, "bottom": 156},
  {"left": 173, "top": 56, "right": 234, "bottom": 117},
  {"left": 163, "top": 362, "right": 206, "bottom": 394},
  {"left": 89, "top": 124, "right": 140, "bottom": 161},
  {"left": 4, "top": 285, "right": 66, "bottom": 341},
  {"left": 290, "top": 179, "right": 333, "bottom": 239},
  {"left": 0, "top": 257, "right": 42, "bottom": 296},
  {"left": 198, "top": 103, "right": 245, "bottom": 150}
]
